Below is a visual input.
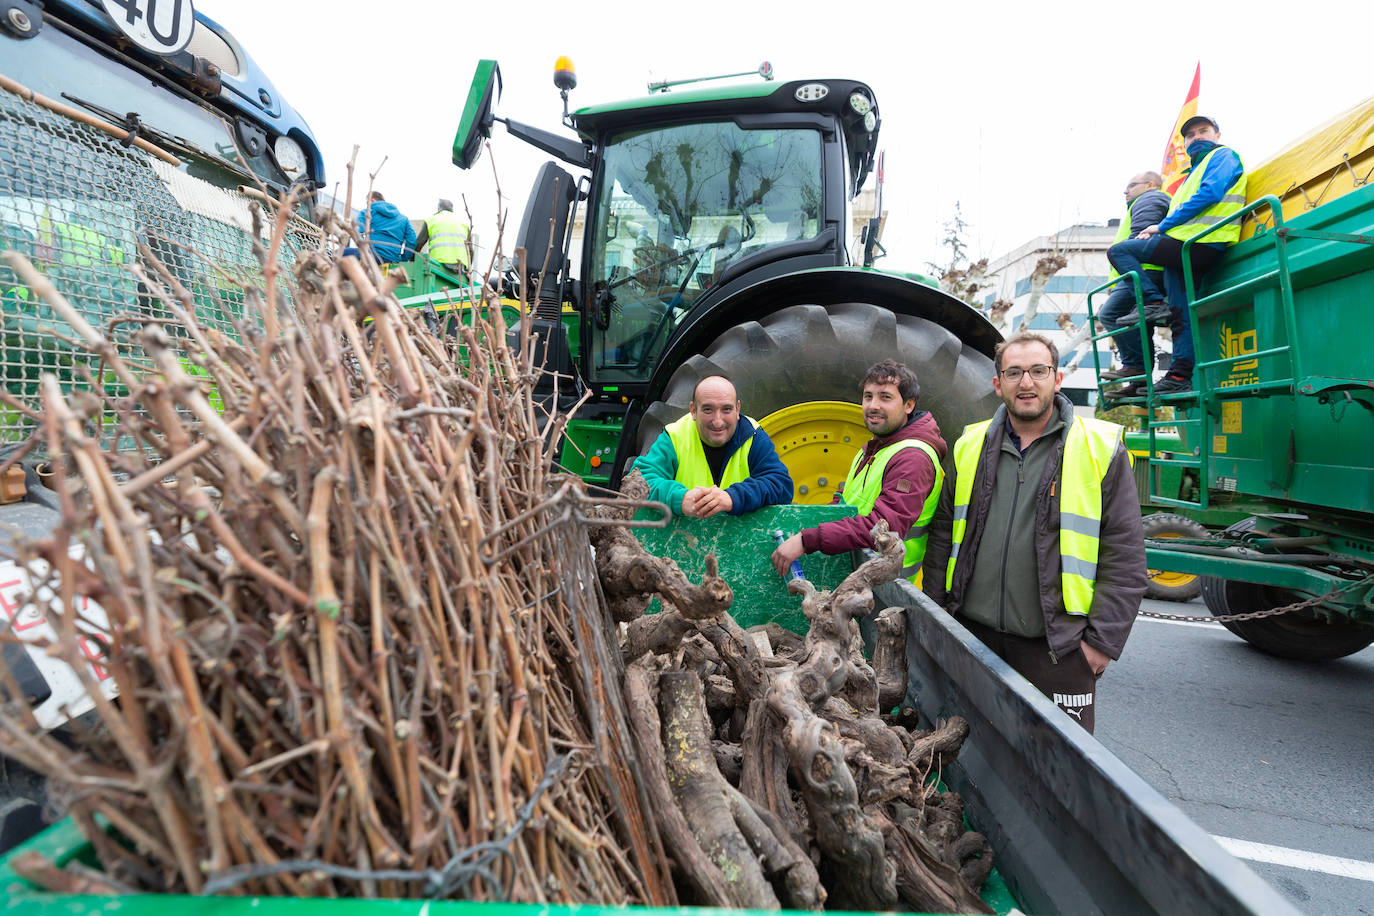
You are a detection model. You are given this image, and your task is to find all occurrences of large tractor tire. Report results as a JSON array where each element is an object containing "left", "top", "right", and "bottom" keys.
[
  {"left": 637, "top": 303, "right": 1000, "bottom": 501},
  {"left": 1142, "top": 513, "right": 1208, "bottom": 602},
  {"left": 1200, "top": 518, "right": 1374, "bottom": 661}
]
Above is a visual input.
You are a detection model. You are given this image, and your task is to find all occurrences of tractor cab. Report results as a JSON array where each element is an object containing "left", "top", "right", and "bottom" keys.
[
  {"left": 452, "top": 60, "right": 882, "bottom": 398},
  {"left": 584, "top": 118, "right": 823, "bottom": 382}
]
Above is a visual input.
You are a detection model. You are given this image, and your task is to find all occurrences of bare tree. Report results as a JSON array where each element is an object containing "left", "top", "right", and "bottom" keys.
[
  {"left": 985, "top": 298, "right": 1014, "bottom": 330},
  {"left": 927, "top": 203, "right": 995, "bottom": 306},
  {"left": 1015, "top": 253, "right": 1068, "bottom": 333}
]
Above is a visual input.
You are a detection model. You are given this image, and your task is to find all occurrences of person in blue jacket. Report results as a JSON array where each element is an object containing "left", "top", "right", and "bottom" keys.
[
  {"left": 1107, "top": 116, "right": 1246, "bottom": 394},
  {"left": 357, "top": 191, "right": 416, "bottom": 263},
  {"left": 636, "top": 376, "right": 793, "bottom": 518}
]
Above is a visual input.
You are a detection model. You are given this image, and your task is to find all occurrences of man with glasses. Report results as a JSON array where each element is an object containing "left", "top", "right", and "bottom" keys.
[
  {"left": 1107, "top": 116, "right": 1247, "bottom": 395},
  {"left": 1098, "top": 173, "right": 1171, "bottom": 396},
  {"left": 921, "top": 333, "right": 1146, "bottom": 732}
]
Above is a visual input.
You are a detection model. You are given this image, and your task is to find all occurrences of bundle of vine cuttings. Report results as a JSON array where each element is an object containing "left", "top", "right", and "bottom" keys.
[{"left": 0, "top": 197, "right": 671, "bottom": 904}]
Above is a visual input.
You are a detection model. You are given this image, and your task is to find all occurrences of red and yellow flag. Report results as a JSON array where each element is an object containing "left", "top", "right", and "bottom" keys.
[{"left": 1161, "top": 63, "right": 1201, "bottom": 195}]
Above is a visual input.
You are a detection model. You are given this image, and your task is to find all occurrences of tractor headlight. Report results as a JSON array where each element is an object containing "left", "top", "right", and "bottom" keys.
[{"left": 848, "top": 92, "right": 876, "bottom": 131}]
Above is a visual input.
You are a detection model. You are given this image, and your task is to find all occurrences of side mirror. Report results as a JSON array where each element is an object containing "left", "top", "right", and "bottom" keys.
[{"left": 452, "top": 60, "right": 502, "bottom": 169}]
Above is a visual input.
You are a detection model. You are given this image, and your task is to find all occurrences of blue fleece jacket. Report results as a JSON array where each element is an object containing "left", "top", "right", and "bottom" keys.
[
  {"left": 358, "top": 200, "right": 416, "bottom": 263},
  {"left": 636, "top": 415, "right": 793, "bottom": 516},
  {"left": 1158, "top": 142, "right": 1244, "bottom": 236}
]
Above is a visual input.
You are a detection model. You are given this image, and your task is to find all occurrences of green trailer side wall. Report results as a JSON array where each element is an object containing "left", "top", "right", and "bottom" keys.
[
  {"left": 1182, "top": 184, "right": 1374, "bottom": 521},
  {"left": 0, "top": 816, "right": 1011, "bottom": 916},
  {"left": 632, "top": 504, "right": 857, "bottom": 634}
]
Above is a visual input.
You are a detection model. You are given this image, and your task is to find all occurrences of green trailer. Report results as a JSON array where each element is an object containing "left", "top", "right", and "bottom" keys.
[
  {"left": 0, "top": 507, "right": 1300, "bottom": 914},
  {"left": 1088, "top": 181, "right": 1374, "bottom": 660}
]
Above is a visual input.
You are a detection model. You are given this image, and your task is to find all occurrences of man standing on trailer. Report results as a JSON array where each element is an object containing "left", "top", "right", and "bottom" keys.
[
  {"left": 637, "top": 376, "right": 793, "bottom": 518},
  {"left": 1107, "top": 116, "right": 1247, "bottom": 395},
  {"left": 921, "top": 333, "right": 1147, "bottom": 732},
  {"left": 771, "top": 360, "right": 945, "bottom": 584},
  {"left": 415, "top": 198, "right": 472, "bottom": 277}
]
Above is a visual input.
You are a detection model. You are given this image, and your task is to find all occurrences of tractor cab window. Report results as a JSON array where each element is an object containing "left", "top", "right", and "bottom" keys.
[{"left": 587, "top": 121, "right": 823, "bottom": 382}]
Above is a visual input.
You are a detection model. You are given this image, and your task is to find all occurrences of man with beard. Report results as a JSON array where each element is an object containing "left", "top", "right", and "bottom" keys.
[
  {"left": 771, "top": 360, "right": 945, "bottom": 584},
  {"left": 921, "top": 333, "right": 1146, "bottom": 733}
]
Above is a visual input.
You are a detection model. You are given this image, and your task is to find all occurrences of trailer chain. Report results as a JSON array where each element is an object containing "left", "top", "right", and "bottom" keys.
[{"left": 1138, "top": 578, "right": 1366, "bottom": 624}]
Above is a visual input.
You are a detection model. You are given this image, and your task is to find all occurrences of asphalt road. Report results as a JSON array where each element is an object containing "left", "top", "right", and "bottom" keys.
[{"left": 1096, "top": 597, "right": 1374, "bottom": 916}]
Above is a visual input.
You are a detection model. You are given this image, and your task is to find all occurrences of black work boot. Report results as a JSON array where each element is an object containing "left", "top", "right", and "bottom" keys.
[
  {"left": 1104, "top": 381, "right": 1145, "bottom": 401},
  {"left": 1153, "top": 372, "right": 1193, "bottom": 394}
]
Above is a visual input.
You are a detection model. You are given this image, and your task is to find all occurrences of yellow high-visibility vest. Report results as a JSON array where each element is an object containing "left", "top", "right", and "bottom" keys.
[
  {"left": 666, "top": 413, "right": 753, "bottom": 489},
  {"left": 51, "top": 221, "right": 122, "bottom": 268},
  {"left": 422, "top": 210, "right": 471, "bottom": 267},
  {"left": 1107, "top": 195, "right": 1166, "bottom": 281},
  {"left": 1164, "top": 148, "right": 1247, "bottom": 245},
  {"left": 841, "top": 439, "right": 943, "bottom": 583},
  {"left": 946, "top": 416, "right": 1125, "bottom": 616}
]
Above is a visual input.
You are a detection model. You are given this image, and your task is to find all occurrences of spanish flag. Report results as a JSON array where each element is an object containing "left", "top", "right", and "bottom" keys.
[{"left": 1161, "top": 64, "right": 1201, "bottom": 195}]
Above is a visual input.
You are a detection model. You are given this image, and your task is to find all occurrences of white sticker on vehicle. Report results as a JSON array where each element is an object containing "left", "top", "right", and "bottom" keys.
[{"left": 0, "top": 554, "right": 117, "bottom": 731}]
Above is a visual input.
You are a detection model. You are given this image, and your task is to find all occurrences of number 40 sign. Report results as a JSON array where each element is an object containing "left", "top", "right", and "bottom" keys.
[{"left": 100, "top": 0, "right": 196, "bottom": 56}]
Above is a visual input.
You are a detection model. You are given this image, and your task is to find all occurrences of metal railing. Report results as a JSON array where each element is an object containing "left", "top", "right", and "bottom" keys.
[
  {"left": 0, "top": 83, "right": 322, "bottom": 451},
  {"left": 1086, "top": 193, "right": 1374, "bottom": 510}
]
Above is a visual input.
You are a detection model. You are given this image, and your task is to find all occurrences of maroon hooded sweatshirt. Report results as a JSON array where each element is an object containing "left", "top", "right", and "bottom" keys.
[{"left": 801, "top": 410, "right": 947, "bottom": 555}]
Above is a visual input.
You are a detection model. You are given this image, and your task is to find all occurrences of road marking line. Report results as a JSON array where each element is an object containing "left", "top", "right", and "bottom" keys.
[
  {"left": 1214, "top": 836, "right": 1374, "bottom": 882},
  {"left": 1136, "top": 615, "right": 1221, "bottom": 628}
]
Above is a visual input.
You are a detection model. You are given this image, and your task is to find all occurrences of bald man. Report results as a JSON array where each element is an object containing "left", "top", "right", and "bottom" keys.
[{"left": 636, "top": 376, "right": 793, "bottom": 518}]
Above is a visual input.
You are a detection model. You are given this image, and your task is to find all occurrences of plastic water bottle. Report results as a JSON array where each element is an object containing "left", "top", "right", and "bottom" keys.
[{"left": 772, "top": 529, "right": 805, "bottom": 582}]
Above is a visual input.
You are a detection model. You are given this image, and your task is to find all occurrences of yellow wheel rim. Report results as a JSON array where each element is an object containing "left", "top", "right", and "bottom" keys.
[
  {"left": 1147, "top": 532, "right": 1200, "bottom": 588},
  {"left": 758, "top": 401, "right": 867, "bottom": 506}
]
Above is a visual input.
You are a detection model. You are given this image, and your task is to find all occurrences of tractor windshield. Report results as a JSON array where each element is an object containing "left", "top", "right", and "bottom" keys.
[{"left": 587, "top": 121, "right": 823, "bottom": 381}]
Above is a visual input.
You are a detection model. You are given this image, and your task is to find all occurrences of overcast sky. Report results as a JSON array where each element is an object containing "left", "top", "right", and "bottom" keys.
[{"left": 212, "top": 0, "right": 1371, "bottom": 277}]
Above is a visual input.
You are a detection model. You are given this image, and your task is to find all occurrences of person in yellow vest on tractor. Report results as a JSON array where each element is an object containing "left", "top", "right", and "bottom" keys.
[
  {"left": 1098, "top": 171, "right": 1170, "bottom": 389},
  {"left": 1107, "top": 116, "right": 1246, "bottom": 395},
  {"left": 414, "top": 199, "right": 472, "bottom": 277},
  {"left": 39, "top": 210, "right": 126, "bottom": 315},
  {"left": 637, "top": 375, "right": 793, "bottom": 518},
  {"left": 772, "top": 360, "right": 946, "bottom": 584},
  {"left": 921, "top": 333, "right": 1146, "bottom": 733}
]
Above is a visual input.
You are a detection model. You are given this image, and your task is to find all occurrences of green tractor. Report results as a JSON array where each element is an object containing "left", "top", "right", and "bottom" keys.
[{"left": 450, "top": 60, "right": 1000, "bottom": 500}]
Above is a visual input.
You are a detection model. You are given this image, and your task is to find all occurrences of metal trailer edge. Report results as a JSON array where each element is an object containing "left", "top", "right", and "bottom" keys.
[{"left": 877, "top": 578, "right": 1299, "bottom": 915}]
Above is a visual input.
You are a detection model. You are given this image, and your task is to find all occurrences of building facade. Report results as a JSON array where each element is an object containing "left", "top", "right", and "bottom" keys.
[{"left": 982, "top": 220, "right": 1168, "bottom": 405}]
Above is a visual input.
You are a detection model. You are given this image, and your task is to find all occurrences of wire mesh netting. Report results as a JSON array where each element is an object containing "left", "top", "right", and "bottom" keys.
[{"left": 0, "top": 86, "right": 322, "bottom": 448}]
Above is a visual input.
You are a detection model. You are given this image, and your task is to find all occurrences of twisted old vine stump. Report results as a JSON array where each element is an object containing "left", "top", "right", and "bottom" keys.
[{"left": 589, "top": 474, "right": 994, "bottom": 913}]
